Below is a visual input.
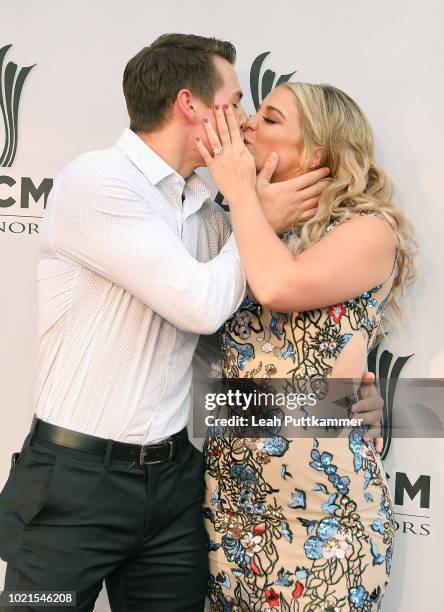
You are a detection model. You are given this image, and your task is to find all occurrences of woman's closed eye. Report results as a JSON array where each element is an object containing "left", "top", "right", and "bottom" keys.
[{"left": 263, "top": 116, "right": 276, "bottom": 124}]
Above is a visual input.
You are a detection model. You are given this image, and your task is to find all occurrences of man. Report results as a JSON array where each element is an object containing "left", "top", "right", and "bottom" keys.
[{"left": 0, "top": 34, "right": 383, "bottom": 611}]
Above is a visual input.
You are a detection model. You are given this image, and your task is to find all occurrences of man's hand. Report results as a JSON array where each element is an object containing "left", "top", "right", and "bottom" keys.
[
  {"left": 256, "top": 152, "right": 330, "bottom": 234},
  {"left": 351, "top": 371, "right": 384, "bottom": 453}
]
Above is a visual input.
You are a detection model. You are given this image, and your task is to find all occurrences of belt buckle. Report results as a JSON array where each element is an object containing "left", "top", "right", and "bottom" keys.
[{"left": 139, "top": 440, "right": 174, "bottom": 466}]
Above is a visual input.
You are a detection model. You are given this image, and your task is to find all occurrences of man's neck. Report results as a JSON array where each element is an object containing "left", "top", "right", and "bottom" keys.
[{"left": 136, "top": 125, "right": 197, "bottom": 178}]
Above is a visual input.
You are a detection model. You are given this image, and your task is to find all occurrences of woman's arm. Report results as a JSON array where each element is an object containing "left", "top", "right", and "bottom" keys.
[
  {"left": 228, "top": 189, "right": 396, "bottom": 312},
  {"left": 196, "top": 105, "right": 397, "bottom": 313}
]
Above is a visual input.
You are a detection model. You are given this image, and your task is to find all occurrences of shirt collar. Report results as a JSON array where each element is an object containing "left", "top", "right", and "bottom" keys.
[
  {"left": 114, "top": 128, "right": 211, "bottom": 203},
  {"left": 115, "top": 128, "right": 177, "bottom": 186}
]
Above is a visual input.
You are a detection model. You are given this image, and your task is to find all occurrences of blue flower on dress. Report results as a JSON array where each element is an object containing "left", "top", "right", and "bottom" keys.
[
  {"left": 349, "top": 426, "right": 367, "bottom": 472},
  {"left": 349, "top": 586, "right": 369, "bottom": 609},
  {"left": 230, "top": 464, "right": 258, "bottom": 484},
  {"left": 363, "top": 469, "right": 373, "bottom": 489},
  {"left": 304, "top": 537, "right": 325, "bottom": 561},
  {"left": 328, "top": 473, "right": 350, "bottom": 495},
  {"left": 215, "top": 571, "right": 231, "bottom": 589},
  {"left": 310, "top": 443, "right": 350, "bottom": 494},
  {"left": 322, "top": 493, "right": 340, "bottom": 516},
  {"left": 241, "top": 296, "right": 256, "bottom": 309},
  {"left": 371, "top": 519, "right": 385, "bottom": 535},
  {"left": 222, "top": 534, "right": 249, "bottom": 565},
  {"left": 370, "top": 539, "right": 385, "bottom": 566},
  {"left": 275, "top": 567, "right": 294, "bottom": 587},
  {"left": 304, "top": 517, "right": 341, "bottom": 560},
  {"left": 289, "top": 488, "right": 307, "bottom": 510},
  {"left": 210, "top": 486, "right": 223, "bottom": 510},
  {"left": 264, "top": 436, "right": 289, "bottom": 456},
  {"left": 237, "top": 495, "right": 249, "bottom": 507},
  {"left": 225, "top": 331, "right": 254, "bottom": 370},
  {"left": 269, "top": 313, "right": 288, "bottom": 340},
  {"left": 295, "top": 567, "right": 308, "bottom": 581},
  {"left": 310, "top": 449, "right": 334, "bottom": 471},
  {"left": 281, "top": 340, "right": 296, "bottom": 361},
  {"left": 317, "top": 516, "right": 341, "bottom": 539},
  {"left": 337, "top": 333, "right": 353, "bottom": 352},
  {"left": 281, "top": 521, "right": 293, "bottom": 543},
  {"left": 324, "top": 464, "right": 338, "bottom": 476},
  {"left": 364, "top": 492, "right": 374, "bottom": 503}
]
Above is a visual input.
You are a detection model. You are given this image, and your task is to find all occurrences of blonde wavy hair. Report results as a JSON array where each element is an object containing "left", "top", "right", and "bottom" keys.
[{"left": 283, "top": 82, "right": 417, "bottom": 326}]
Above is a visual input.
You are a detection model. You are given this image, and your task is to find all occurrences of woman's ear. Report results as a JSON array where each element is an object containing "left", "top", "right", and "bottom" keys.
[{"left": 308, "top": 146, "right": 323, "bottom": 169}]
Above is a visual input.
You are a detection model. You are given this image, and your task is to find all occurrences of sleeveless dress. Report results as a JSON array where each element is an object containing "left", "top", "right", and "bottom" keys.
[{"left": 204, "top": 213, "right": 396, "bottom": 612}]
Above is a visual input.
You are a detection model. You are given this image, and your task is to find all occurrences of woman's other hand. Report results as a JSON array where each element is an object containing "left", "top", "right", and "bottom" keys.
[{"left": 256, "top": 157, "right": 330, "bottom": 234}]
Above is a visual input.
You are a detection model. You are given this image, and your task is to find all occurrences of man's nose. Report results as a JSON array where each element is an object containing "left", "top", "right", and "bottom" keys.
[{"left": 237, "top": 106, "right": 248, "bottom": 129}]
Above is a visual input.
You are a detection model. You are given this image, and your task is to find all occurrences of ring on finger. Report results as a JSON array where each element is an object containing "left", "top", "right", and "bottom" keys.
[{"left": 212, "top": 146, "right": 223, "bottom": 156}]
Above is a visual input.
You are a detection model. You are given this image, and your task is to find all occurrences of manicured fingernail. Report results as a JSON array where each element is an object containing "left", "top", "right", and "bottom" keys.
[
  {"left": 223, "top": 103, "right": 229, "bottom": 109},
  {"left": 203, "top": 117, "right": 209, "bottom": 123},
  {"left": 214, "top": 104, "right": 220, "bottom": 110}
]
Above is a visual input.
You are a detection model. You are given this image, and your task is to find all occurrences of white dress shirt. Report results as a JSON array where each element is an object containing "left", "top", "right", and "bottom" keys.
[{"left": 35, "top": 128, "right": 246, "bottom": 443}]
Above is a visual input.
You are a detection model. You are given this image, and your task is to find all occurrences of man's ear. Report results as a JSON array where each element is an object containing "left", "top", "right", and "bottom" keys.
[{"left": 175, "top": 89, "right": 197, "bottom": 123}]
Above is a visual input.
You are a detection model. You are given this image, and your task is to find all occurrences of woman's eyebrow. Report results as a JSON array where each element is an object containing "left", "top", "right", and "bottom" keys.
[{"left": 264, "top": 105, "right": 286, "bottom": 120}]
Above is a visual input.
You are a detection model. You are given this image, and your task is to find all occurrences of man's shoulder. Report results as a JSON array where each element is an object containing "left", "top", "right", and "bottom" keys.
[{"left": 58, "top": 146, "right": 135, "bottom": 181}]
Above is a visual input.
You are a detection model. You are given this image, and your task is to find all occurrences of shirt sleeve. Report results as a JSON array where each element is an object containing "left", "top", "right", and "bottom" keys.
[{"left": 47, "top": 159, "right": 246, "bottom": 335}]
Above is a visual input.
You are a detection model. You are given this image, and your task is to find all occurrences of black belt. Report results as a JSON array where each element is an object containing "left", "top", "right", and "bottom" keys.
[{"left": 30, "top": 416, "right": 188, "bottom": 466}]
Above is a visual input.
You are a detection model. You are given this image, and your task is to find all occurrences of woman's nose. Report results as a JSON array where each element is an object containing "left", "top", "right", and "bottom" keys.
[{"left": 243, "top": 114, "right": 257, "bottom": 131}]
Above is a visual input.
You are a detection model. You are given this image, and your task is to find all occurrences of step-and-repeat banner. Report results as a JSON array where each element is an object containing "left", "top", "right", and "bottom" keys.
[{"left": 1, "top": 1, "right": 443, "bottom": 609}]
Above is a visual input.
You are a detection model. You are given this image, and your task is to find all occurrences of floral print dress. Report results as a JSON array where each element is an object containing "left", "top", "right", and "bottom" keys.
[{"left": 204, "top": 213, "right": 396, "bottom": 612}]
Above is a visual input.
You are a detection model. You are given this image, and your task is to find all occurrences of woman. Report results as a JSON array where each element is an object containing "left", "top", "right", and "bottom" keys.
[{"left": 196, "top": 83, "right": 416, "bottom": 611}]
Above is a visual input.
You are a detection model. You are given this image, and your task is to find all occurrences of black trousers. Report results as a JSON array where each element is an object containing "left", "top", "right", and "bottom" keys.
[{"left": 0, "top": 428, "right": 208, "bottom": 611}]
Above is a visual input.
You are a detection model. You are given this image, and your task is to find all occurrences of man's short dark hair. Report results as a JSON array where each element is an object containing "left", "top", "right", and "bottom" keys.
[{"left": 123, "top": 33, "right": 236, "bottom": 133}]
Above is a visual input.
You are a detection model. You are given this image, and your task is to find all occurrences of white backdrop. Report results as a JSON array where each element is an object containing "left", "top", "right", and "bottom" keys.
[{"left": 1, "top": 1, "right": 443, "bottom": 610}]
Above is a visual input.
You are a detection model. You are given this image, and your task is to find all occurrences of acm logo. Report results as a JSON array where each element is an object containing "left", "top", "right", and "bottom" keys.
[
  {"left": 368, "top": 344, "right": 432, "bottom": 536},
  {"left": 0, "top": 44, "right": 52, "bottom": 234}
]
